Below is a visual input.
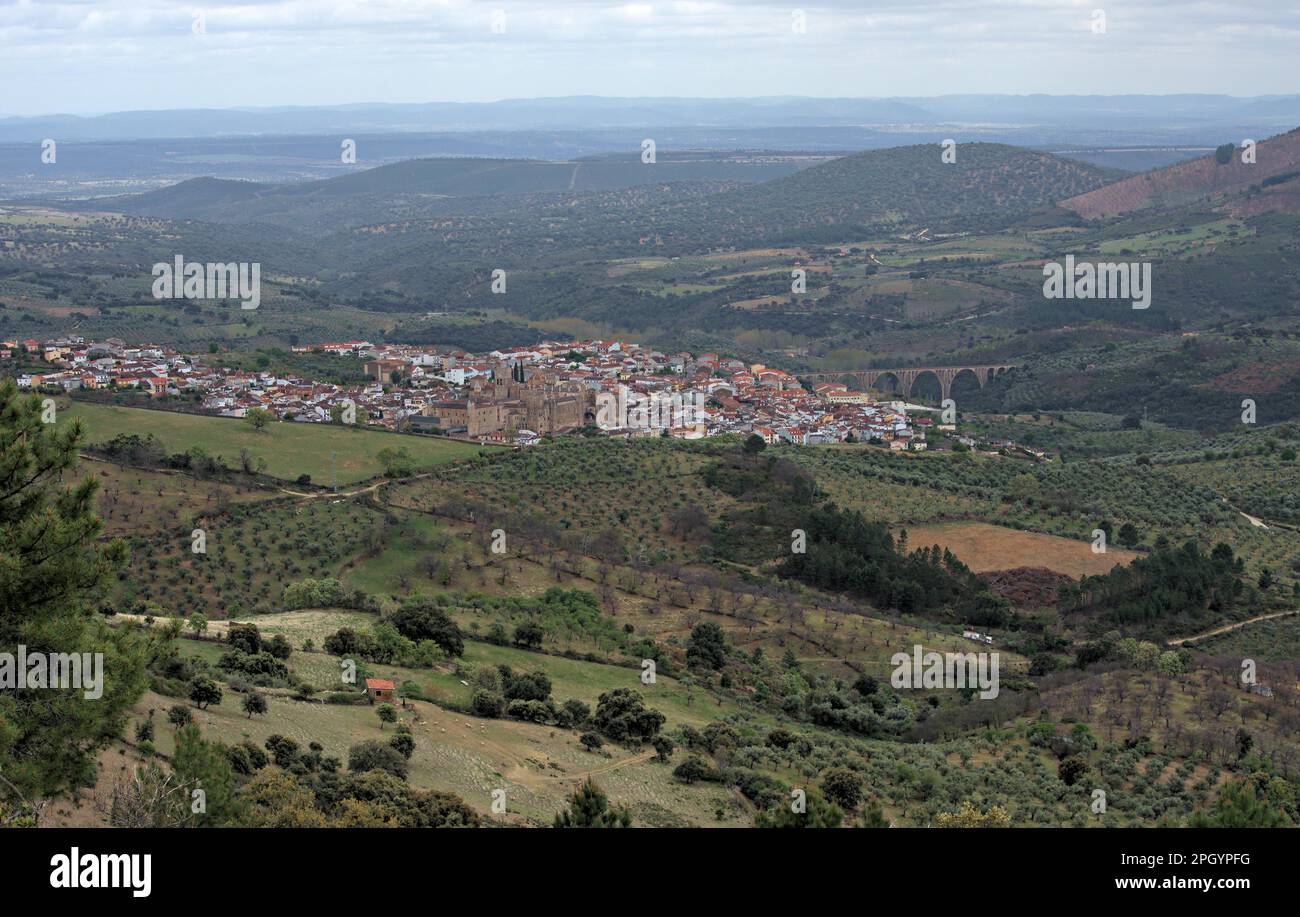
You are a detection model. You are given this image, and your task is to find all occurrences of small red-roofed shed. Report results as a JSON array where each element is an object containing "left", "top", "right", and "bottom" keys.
[{"left": 365, "top": 678, "right": 396, "bottom": 704}]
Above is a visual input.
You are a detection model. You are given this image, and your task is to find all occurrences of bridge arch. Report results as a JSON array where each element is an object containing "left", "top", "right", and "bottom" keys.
[
  {"left": 801, "top": 363, "right": 1018, "bottom": 401},
  {"left": 949, "top": 367, "right": 984, "bottom": 398},
  {"left": 872, "top": 371, "right": 903, "bottom": 396},
  {"left": 909, "top": 369, "right": 944, "bottom": 403}
]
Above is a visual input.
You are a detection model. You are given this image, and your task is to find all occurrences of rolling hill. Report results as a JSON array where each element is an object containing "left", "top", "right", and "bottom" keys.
[
  {"left": 98, "top": 153, "right": 818, "bottom": 227},
  {"left": 100, "top": 142, "right": 1118, "bottom": 241},
  {"left": 690, "top": 142, "right": 1122, "bottom": 239}
]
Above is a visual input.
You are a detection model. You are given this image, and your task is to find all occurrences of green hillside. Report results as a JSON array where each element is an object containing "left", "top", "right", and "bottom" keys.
[{"left": 61, "top": 401, "right": 490, "bottom": 484}]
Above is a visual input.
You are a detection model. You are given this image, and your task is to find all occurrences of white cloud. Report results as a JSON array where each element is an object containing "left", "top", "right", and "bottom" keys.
[{"left": 0, "top": 0, "right": 1296, "bottom": 114}]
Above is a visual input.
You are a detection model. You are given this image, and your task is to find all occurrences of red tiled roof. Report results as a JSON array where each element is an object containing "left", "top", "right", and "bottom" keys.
[{"left": 365, "top": 678, "right": 396, "bottom": 691}]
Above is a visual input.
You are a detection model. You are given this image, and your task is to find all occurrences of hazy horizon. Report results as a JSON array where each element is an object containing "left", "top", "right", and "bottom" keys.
[
  {"left": 3, "top": 1, "right": 1298, "bottom": 117},
  {"left": 6, "top": 91, "right": 1300, "bottom": 123}
]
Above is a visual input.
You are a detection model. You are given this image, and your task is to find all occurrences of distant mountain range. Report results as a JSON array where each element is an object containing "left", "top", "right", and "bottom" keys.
[
  {"left": 4, "top": 95, "right": 1299, "bottom": 143},
  {"left": 61, "top": 122, "right": 1300, "bottom": 259},
  {"left": 4, "top": 95, "right": 1295, "bottom": 202}
]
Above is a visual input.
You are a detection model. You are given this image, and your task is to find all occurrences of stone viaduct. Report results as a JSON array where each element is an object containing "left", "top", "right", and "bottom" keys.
[{"left": 801, "top": 364, "right": 1017, "bottom": 402}]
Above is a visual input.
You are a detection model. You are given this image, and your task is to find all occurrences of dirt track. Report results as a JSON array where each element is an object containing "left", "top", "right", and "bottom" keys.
[{"left": 1168, "top": 610, "right": 1300, "bottom": 646}]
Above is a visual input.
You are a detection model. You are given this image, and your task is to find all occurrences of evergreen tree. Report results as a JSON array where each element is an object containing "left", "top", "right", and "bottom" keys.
[
  {"left": 172, "top": 723, "right": 243, "bottom": 826},
  {"left": 754, "top": 789, "right": 843, "bottom": 827},
  {"left": 552, "top": 779, "right": 631, "bottom": 827},
  {"left": 1188, "top": 780, "right": 1291, "bottom": 827},
  {"left": 0, "top": 382, "right": 149, "bottom": 798}
]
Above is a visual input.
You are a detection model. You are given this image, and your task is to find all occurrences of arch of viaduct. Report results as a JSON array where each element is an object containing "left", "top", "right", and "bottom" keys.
[{"left": 802, "top": 364, "right": 1017, "bottom": 402}]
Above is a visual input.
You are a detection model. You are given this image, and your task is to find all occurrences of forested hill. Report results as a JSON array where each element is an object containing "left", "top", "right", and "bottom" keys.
[
  {"left": 95, "top": 154, "right": 812, "bottom": 227},
  {"left": 98, "top": 142, "right": 1118, "bottom": 245},
  {"left": 690, "top": 142, "right": 1122, "bottom": 240}
]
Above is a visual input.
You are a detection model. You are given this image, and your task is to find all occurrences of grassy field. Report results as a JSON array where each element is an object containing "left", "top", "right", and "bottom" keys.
[
  {"left": 62, "top": 401, "right": 490, "bottom": 484},
  {"left": 340, "top": 510, "right": 461, "bottom": 595},
  {"left": 1097, "top": 218, "right": 1249, "bottom": 257},
  {"left": 170, "top": 621, "right": 746, "bottom": 730},
  {"left": 162, "top": 629, "right": 753, "bottom": 824},
  {"left": 132, "top": 686, "right": 745, "bottom": 826}
]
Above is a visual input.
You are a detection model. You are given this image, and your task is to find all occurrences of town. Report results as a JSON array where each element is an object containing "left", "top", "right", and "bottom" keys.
[{"left": 6, "top": 334, "right": 1046, "bottom": 458}]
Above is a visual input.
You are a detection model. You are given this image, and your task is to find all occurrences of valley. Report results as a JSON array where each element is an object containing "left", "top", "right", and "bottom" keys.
[{"left": 5, "top": 100, "right": 1300, "bottom": 836}]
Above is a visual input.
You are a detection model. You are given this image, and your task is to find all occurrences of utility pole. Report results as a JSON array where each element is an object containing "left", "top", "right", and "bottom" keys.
[{"left": 331, "top": 451, "right": 337, "bottom": 493}]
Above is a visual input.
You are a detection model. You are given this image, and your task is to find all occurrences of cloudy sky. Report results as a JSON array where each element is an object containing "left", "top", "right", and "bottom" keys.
[{"left": 2, "top": 0, "right": 1297, "bottom": 116}]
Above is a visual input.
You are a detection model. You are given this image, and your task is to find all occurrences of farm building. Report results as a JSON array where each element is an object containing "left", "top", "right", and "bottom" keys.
[{"left": 364, "top": 678, "right": 396, "bottom": 703}]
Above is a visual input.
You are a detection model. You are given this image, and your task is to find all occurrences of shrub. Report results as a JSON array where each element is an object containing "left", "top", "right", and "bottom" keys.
[
  {"left": 347, "top": 740, "right": 409, "bottom": 779},
  {"left": 471, "top": 689, "right": 504, "bottom": 718}
]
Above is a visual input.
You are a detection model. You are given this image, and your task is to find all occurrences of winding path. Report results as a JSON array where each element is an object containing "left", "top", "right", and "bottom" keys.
[{"left": 1167, "top": 610, "right": 1299, "bottom": 646}]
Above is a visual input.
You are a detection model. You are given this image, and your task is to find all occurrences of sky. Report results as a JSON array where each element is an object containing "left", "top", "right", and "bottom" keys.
[{"left": 2, "top": 0, "right": 1298, "bottom": 116}]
